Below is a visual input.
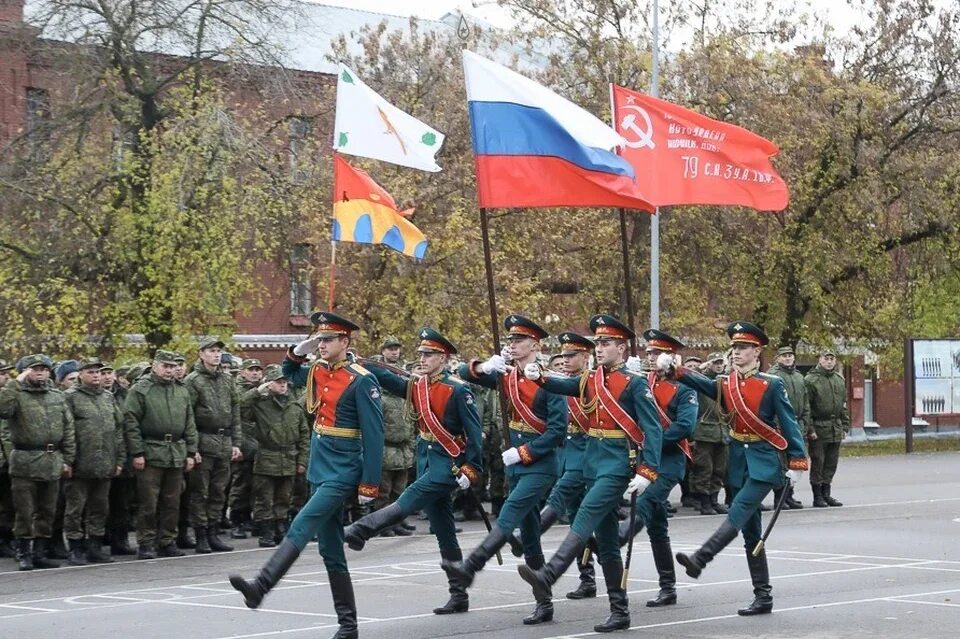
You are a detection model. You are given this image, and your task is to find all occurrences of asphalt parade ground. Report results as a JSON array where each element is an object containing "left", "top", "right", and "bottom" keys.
[{"left": 2, "top": 451, "right": 959, "bottom": 639}]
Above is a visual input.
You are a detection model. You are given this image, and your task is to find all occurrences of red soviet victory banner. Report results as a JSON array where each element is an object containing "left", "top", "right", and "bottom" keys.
[{"left": 611, "top": 84, "right": 789, "bottom": 211}]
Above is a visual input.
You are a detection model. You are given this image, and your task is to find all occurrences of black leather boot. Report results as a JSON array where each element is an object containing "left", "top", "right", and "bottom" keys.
[
  {"left": 823, "top": 484, "right": 843, "bottom": 507},
  {"left": 812, "top": 483, "right": 828, "bottom": 507},
  {"left": 229, "top": 538, "right": 300, "bottom": 609},
  {"left": 275, "top": 518, "right": 289, "bottom": 543},
  {"left": 517, "top": 532, "right": 585, "bottom": 601},
  {"left": 711, "top": 492, "right": 729, "bottom": 514},
  {"left": 194, "top": 526, "right": 212, "bottom": 553},
  {"left": 257, "top": 521, "right": 277, "bottom": 548},
  {"left": 328, "top": 571, "right": 359, "bottom": 639},
  {"left": 698, "top": 493, "right": 715, "bottom": 515},
  {"left": 522, "top": 554, "right": 554, "bottom": 625},
  {"left": 176, "top": 524, "right": 196, "bottom": 549},
  {"left": 737, "top": 548, "right": 773, "bottom": 615},
  {"left": 230, "top": 508, "right": 249, "bottom": 539},
  {"left": 442, "top": 527, "right": 507, "bottom": 588},
  {"left": 344, "top": 503, "right": 405, "bottom": 551},
  {"left": 33, "top": 538, "right": 61, "bottom": 569},
  {"left": 616, "top": 512, "right": 647, "bottom": 548},
  {"left": 86, "top": 536, "right": 114, "bottom": 563},
  {"left": 646, "top": 540, "right": 677, "bottom": 607},
  {"left": 594, "top": 559, "right": 630, "bottom": 632},
  {"left": 207, "top": 524, "right": 234, "bottom": 552},
  {"left": 16, "top": 538, "right": 34, "bottom": 571},
  {"left": 110, "top": 527, "right": 136, "bottom": 555},
  {"left": 785, "top": 485, "right": 803, "bottom": 509},
  {"left": 433, "top": 548, "right": 469, "bottom": 614},
  {"left": 566, "top": 554, "right": 597, "bottom": 599},
  {"left": 67, "top": 538, "right": 89, "bottom": 565},
  {"left": 676, "top": 519, "right": 739, "bottom": 578}
]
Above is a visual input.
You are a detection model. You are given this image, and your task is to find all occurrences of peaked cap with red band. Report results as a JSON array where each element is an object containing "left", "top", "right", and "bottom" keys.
[
  {"left": 726, "top": 320, "right": 769, "bottom": 347},
  {"left": 642, "top": 328, "right": 685, "bottom": 353},
  {"left": 416, "top": 327, "right": 458, "bottom": 355},
  {"left": 504, "top": 314, "right": 548, "bottom": 341},
  {"left": 589, "top": 314, "right": 635, "bottom": 341},
  {"left": 557, "top": 331, "right": 595, "bottom": 355},
  {"left": 309, "top": 311, "right": 360, "bottom": 337}
]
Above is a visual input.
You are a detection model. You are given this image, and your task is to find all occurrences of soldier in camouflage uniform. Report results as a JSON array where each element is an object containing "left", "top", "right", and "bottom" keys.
[
  {"left": 372, "top": 337, "right": 417, "bottom": 536},
  {"left": 124, "top": 350, "right": 199, "bottom": 559},
  {"left": 767, "top": 346, "right": 811, "bottom": 509},
  {"left": 689, "top": 353, "right": 729, "bottom": 515},
  {"left": 241, "top": 368, "right": 309, "bottom": 547},
  {"left": 229, "top": 358, "right": 264, "bottom": 539},
  {"left": 63, "top": 359, "right": 126, "bottom": 565},
  {"left": 0, "top": 354, "right": 76, "bottom": 570},
  {"left": 101, "top": 363, "right": 137, "bottom": 555},
  {"left": 184, "top": 338, "right": 242, "bottom": 553},
  {"left": 0, "top": 360, "right": 15, "bottom": 558},
  {"left": 475, "top": 384, "right": 505, "bottom": 515},
  {"left": 805, "top": 349, "right": 850, "bottom": 508}
]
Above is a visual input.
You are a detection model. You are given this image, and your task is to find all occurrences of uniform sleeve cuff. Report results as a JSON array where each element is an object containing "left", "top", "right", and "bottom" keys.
[
  {"left": 518, "top": 444, "right": 535, "bottom": 465},
  {"left": 459, "top": 463, "right": 481, "bottom": 485},
  {"left": 788, "top": 457, "right": 809, "bottom": 471},
  {"left": 636, "top": 464, "right": 658, "bottom": 482},
  {"left": 465, "top": 360, "right": 482, "bottom": 380},
  {"left": 286, "top": 346, "right": 308, "bottom": 364},
  {"left": 358, "top": 483, "right": 379, "bottom": 499}
]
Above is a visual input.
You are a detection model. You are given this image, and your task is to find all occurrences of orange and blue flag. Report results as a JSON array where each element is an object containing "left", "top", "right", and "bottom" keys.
[{"left": 332, "top": 154, "right": 428, "bottom": 259}]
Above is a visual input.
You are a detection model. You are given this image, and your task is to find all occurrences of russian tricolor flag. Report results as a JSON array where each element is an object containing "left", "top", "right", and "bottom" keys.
[{"left": 463, "top": 51, "right": 653, "bottom": 212}]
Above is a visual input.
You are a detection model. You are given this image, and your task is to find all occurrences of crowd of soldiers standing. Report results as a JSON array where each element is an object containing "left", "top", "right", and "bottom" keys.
[{"left": 0, "top": 333, "right": 849, "bottom": 572}]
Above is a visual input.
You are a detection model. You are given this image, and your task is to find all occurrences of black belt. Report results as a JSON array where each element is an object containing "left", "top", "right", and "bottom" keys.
[
  {"left": 145, "top": 434, "right": 184, "bottom": 443},
  {"left": 14, "top": 444, "right": 59, "bottom": 452}
]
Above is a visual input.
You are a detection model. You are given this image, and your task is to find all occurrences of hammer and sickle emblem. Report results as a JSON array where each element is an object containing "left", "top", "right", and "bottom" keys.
[{"left": 619, "top": 105, "right": 656, "bottom": 150}]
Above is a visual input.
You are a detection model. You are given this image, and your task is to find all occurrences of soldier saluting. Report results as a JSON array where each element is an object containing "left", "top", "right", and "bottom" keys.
[
  {"left": 669, "top": 322, "right": 808, "bottom": 616},
  {"left": 343, "top": 328, "right": 484, "bottom": 616},
  {"left": 230, "top": 312, "right": 383, "bottom": 639}
]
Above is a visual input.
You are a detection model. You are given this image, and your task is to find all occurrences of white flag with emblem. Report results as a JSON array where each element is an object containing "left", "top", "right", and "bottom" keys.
[{"left": 333, "top": 63, "right": 445, "bottom": 172}]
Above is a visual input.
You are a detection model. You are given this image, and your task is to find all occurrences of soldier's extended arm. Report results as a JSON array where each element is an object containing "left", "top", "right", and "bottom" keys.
[
  {"left": 537, "top": 373, "right": 583, "bottom": 398},
  {"left": 0, "top": 380, "right": 20, "bottom": 419},
  {"left": 673, "top": 367, "right": 723, "bottom": 404},
  {"left": 772, "top": 377, "right": 808, "bottom": 467},
  {"left": 515, "top": 390, "right": 567, "bottom": 465},
  {"left": 454, "top": 385, "right": 484, "bottom": 482},
  {"left": 361, "top": 361, "right": 411, "bottom": 398},
  {"left": 458, "top": 362, "right": 501, "bottom": 390},
  {"left": 663, "top": 385, "right": 698, "bottom": 443},
  {"left": 355, "top": 375, "right": 384, "bottom": 497},
  {"left": 631, "top": 376, "right": 662, "bottom": 477},
  {"left": 281, "top": 350, "right": 311, "bottom": 388}
]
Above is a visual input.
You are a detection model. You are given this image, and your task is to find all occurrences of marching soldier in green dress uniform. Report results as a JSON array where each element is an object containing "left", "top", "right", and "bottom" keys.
[
  {"left": 671, "top": 322, "right": 808, "bottom": 616},
  {"left": 506, "top": 331, "right": 598, "bottom": 600},
  {"left": 518, "top": 315, "right": 662, "bottom": 632},
  {"left": 230, "top": 312, "right": 383, "bottom": 639},
  {"left": 343, "top": 328, "right": 484, "bottom": 616},
  {"left": 612, "top": 329, "right": 697, "bottom": 609},
  {"left": 446, "top": 314, "right": 567, "bottom": 626}
]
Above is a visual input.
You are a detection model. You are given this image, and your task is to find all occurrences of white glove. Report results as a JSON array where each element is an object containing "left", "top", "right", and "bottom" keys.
[
  {"left": 358, "top": 494, "right": 375, "bottom": 505},
  {"left": 293, "top": 335, "right": 322, "bottom": 356},
  {"left": 456, "top": 473, "right": 472, "bottom": 490},
  {"left": 656, "top": 352, "right": 681, "bottom": 374},
  {"left": 623, "top": 474, "right": 652, "bottom": 499},
  {"left": 625, "top": 356, "right": 644, "bottom": 373},
  {"left": 502, "top": 447, "right": 522, "bottom": 466},
  {"left": 500, "top": 345, "right": 514, "bottom": 365},
  {"left": 479, "top": 354, "right": 507, "bottom": 375},
  {"left": 524, "top": 363, "right": 541, "bottom": 381},
  {"left": 786, "top": 469, "right": 805, "bottom": 487}
]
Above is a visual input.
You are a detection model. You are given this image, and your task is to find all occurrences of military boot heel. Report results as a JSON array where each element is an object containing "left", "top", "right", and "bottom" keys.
[
  {"left": 328, "top": 571, "right": 359, "bottom": 639},
  {"left": 646, "top": 540, "right": 677, "bottom": 607},
  {"left": 86, "top": 536, "right": 114, "bottom": 563},
  {"left": 710, "top": 492, "right": 729, "bottom": 515},
  {"left": 594, "top": 560, "right": 630, "bottom": 633},
  {"left": 33, "top": 538, "right": 61, "bottom": 569},
  {"left": 823, "top": 484, "right": 843, "bottom": 507},
  {"left": 522, "top": 555, "right": 554, "bottom": 625},
  {"left": 257, "top": 521, "right": 277, "bottom": 548},
  {"left": 67, "top": 538, "right": 89, "bottom": 566},
  {"left": 676, "top": 519, "right": 739, "bottom": 578},
  {"left": 443, "top": 527, "right": 508, "bottom": 589},
  {"left": 737, "top": 548, "right": 773, "bottom": 615},
  {"left": 433, "top": 549, "right": 469, "bottom": 614},
  {"left": 812, "top": 483, "right": 828, "bottom": 507},
  {"left": 344, "top": 503, "right": 405, "bottom": 551},
  {"left": 110, "top": 527, "right": 136, "bottom": 555},
  {"left": 229, "top": 538, "right": 300, "bottom": 609},
  {"left": 566, "top": 555, "right": 597, "bottom": 599},
  {"left": 194, "top": 526, "right": 212, "bottom": 553},
  {"left": 207, "top": 525, "right": 234, "bottom": 552},
  {"left": 16, "top": 539, "right": 34, "bottom": 571},
  {"left": 517, "top": 532, "right": 586, "bottom": 602}
]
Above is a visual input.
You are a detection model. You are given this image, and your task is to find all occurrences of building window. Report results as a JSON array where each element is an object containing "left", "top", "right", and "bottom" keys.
[
  {"left": 289, "top": 243, "right": 312, "bottom": 316},
  {"left": 25, "top": 87, "right": 51, "bottom": 152},
  {"left": 288, "top": 116, "right": 312, "bottom": 183}
]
